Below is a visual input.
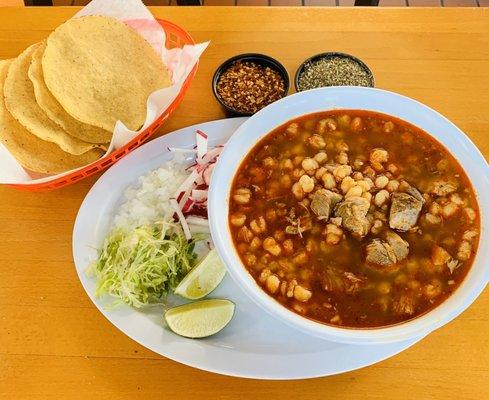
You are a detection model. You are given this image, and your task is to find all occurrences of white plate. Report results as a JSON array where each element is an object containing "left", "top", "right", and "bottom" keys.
[{"left": 73, "top": 117, "right": 422, "bottom": 380}]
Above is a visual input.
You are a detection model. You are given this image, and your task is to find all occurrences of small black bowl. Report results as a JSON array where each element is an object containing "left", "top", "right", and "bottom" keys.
[
  {"left": 294, "top": 52, "right": 375, "bottom": 92},
  {"left": 212, "top": 53, "right": 290, "bottom": 117}
]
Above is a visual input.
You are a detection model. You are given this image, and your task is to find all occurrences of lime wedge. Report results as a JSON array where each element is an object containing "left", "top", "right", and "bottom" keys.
[
  {"left": 164, "top": 299, "right": 235, "bottom": 338},
  {"left": 174, "top": 249, "right": 226, "bottom": 300}
]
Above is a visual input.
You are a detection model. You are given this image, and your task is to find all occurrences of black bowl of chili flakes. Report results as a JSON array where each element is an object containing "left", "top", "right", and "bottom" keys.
[{"left": 212, "top": 53, "right": 290, "bottom": 117}]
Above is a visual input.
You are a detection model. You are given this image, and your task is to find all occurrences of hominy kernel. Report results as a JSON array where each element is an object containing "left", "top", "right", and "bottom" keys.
[
  {"left": 314, "top": 152, "right": 328, "bottom": 164},
  {"left": 302, "top": 158, "right": 319, "bottom": 173},
  {"left": 299, "top": 175, "right": 315, "bottom": 193},
  {"left": 386, "top": 179, "right": 400, "bottom": 192},
  {"left": 340, "top": 176, "right": 356, "bottom": 193},
  {"left": 315, "top": 167, "right": 327, "bottom": 180},
  {"left": 375, "top": 175, "right": 389, "bottom": 189},
  {"left": 337, "top": 151, "right": 349, "bottom": 165},
  {"left": 374, "top": 190, "right": 390, "bottom": 207},
  {"left": 345, "top": 185, "right": 362, "bottom": 198},
  {"left": 322, "top": 172, "right": 336, "bottom": 189}
]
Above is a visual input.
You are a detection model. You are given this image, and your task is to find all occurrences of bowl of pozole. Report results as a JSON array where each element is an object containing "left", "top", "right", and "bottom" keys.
[{"left": 208, "top": 87, "right": 489, "bottom": 344}]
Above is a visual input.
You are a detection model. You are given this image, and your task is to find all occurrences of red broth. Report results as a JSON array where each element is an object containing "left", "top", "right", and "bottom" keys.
[{"left": 228, "top": 110, "right": 480, "bottom": 328}]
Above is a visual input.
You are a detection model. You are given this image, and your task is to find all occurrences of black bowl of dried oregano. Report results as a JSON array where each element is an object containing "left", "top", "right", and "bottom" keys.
[
  {"left": 295, "top": 52, "right": 374, "bottom": 92},
  {"left": 212, "top": 53, "right": 290, "bottom": 116}
]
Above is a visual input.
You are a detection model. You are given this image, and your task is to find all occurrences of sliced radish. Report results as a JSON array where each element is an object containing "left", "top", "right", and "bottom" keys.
[
  {"left": 167, "top": 129, "right": 223, "bottom": 239},
  {"left": 200, "top": 147, "right": 223, "bottom": 165},
  {"left": 181, "top": 197, "right": 195, "bottom": 213},
  {"left": 173, "top": 168, "right": 200, "bottom": 199},
  {"left": 170, "top": 198, "right": 192, "bottom": 241},
  {"left": 196, "top": 130, "right": 208, "bottom": 162},
  {"left": 203, "top": 163, "right": 215, "bottom": 186}
]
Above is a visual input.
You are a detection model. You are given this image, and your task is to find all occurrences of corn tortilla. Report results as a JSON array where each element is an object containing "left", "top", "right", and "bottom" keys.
[
  {"left": 0, "top": 60, "right": 103, "bottom": 174},
  {"left": 28, "top": 42, "right": 112, "bottom": 144},
  {"left": 4, "top": 43, "right": 100, "bottom": 155},
  {"left": 42, "top": 15, "right": 172, "bottom": 132}
]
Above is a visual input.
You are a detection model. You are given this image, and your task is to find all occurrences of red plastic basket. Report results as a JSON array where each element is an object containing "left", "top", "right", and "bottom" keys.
[{"left": 7, "top": 19, "right": 197, "bottom": 192}]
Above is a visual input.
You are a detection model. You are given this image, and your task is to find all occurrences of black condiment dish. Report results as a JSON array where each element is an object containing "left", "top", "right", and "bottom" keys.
[
  {"left": 212, "top": 53, "right": 290, "bottom": 117},
  {"left": 294, "top": 52, "right": 375, "bottom": 92}
]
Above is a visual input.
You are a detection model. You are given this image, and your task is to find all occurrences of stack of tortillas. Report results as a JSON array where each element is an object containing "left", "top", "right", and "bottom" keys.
[{"left": 0, "top": 15, "right": 171, "bottom": 174}]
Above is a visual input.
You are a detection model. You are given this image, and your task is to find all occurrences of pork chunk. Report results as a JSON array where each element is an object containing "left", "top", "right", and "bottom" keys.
[
  {"left": 321, "top": 267, "right": 365, "bottom": 294},
  {"left": 385, "top": 230, "right": 409, "bottom": 261},
  {"left": 431, "top": 244, "right": 451, "bottom": 266},
  {"left": 365, "top": 231, "right": 409, "bottom": 267},
  {"left": 389, "top": 189, "right": 424, "bottom": 231},
  {"left": 366, "top": 239, "right": 396, "bottom": 266},
  {"left": 429, "top": 179, "right": 458, "bottom": 197},
  {"left": 310, "top": 189, "right": 342, "bottom": 220},
  {"left": 334, "top": 196, "right": 371, "bottom": 237},
  {"left": 393, "top": 293, "right": 415, "bottom": 315}
]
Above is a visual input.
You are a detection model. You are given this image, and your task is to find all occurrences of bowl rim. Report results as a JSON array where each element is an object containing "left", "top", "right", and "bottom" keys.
[
  {"left": 211, "top": 53, "right": 290, "bottom": 117},
  {"left": 208, "top": 86, "right": 489, "bottom": 344},
  {"left": 294, "top": 52, "right": 375, "bottom": 92}
]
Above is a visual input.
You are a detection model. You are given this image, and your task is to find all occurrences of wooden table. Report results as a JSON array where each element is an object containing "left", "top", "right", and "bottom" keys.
[{"left": 1, "top": 6, "right": 488, "bottom": 399}]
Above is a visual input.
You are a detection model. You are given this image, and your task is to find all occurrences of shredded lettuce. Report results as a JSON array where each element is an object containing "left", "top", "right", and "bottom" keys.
[{"left": 87, "top": 222, "right": 201, "bottom": 308}]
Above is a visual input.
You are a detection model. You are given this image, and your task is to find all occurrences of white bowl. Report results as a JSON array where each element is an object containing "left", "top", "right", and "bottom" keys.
[{"left": 209, "top": 87, "right": 489, "bottom": 345}]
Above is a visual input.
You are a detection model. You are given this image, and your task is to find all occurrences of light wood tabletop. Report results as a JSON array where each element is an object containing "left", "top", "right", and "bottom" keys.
[{"left": 0, "top": 6, "right": 488, "bottom": 400}]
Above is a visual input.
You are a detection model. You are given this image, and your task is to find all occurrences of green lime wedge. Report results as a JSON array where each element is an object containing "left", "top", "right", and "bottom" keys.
[
  {"left": 174, "top": 249, "right": 226, "bottom": 300},
  {"left": 164, "top": 299, "right": 235, "bottom": 338}
]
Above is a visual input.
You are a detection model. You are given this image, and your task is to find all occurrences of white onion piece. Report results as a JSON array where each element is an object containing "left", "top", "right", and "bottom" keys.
[
  {"left": 188, "top": 224, "right": 211, "bottom": 234},
  {"left": 186, "top": 215, "right": 209, "bottom": 226},
  {"left": 168, "top": 147, "right": 198, "bottom": 154},
  {"left": 191, "top": 189, "right": 208, "bottom": 202}
]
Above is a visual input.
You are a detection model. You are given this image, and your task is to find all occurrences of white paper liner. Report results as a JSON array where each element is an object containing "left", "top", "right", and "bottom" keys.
[{"left": 0, "top": 0, "right": 208, "bottom": 185}]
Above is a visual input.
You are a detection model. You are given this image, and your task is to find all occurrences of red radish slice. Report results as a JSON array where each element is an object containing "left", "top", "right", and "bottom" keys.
[
  {"left": 182, "top": 197, "right": 195, "bottom": 213},
  {"left": 203, "top": 163, "right": 215, "bottom": 186},
  {"left": 170, "top": 198, "right": 192, "bottom": 240},
  {"left": 200, "top": 147, "right": 223, "bottom": 165},
  {"left": 168, "top": 129, "right": 223, "bottom": 238},
  {"left": 196, "top": 130, "right": 208, "bottom": 162},
  {"left": 173, "top": 168, "right": 200, "bottom": 199},
  {"left": 179, "top": 189, "right": 192, "bottom": 209},
  {"left": 195, "top": 174, "right": 205, "bottom": 186}
]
